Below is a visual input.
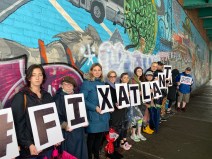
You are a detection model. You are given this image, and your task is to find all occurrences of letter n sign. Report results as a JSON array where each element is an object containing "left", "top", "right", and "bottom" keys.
[
  {"left": 97, "top": 85, "right": 114, "bottom": 114},
  {"left": 28, "top": 103, "right": 64, "bottom": 152},
  {"left": 64, "top": 93, "right": 88, "bottom": 130},
  {"left": 0, "top": 108, "right": 19, "bottom": 159}
]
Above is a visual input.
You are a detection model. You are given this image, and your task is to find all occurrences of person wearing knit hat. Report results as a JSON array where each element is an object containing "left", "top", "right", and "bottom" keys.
[
  {"left": 54, "top": 76, "right": 88, "bottom": 159},
  {"left": 145, "top": 71, "right": 154, "bottom": 76}
]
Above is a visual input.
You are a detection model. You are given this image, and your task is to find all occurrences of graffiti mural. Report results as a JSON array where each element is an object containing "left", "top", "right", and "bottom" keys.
[
  {"left": 124, "top": 0, "right": 157, "bottom": 53},
  {"left": 98, "top": 42, "right": 160, "bottom": 77},
  {"left": 0, "top": 0, "right": 29, "bottom": 22},
  {"left": 0, "top": 0, "right": 210, "bottom": 109},
  {"left": 0, "top": 25, "right": 101, "bottom": 70},
  {"left": 0, "top": 56, "right": 83, "bottom": 108},
  {"left": 68, "top": 0, "right": 124, "bottom": 25}
]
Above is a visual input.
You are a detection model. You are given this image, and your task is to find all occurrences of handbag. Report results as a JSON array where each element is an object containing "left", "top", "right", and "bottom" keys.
[{"left": 50, "top": 147, "right": 77, "bottom": 159}]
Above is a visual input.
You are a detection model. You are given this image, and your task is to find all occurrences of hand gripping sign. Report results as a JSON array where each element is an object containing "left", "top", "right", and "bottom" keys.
[
  {"left": 0, "top": 108, "right": 19, "bottom": 159},
  {"left": 115, "top": 83, "right": 130, "bottom": 109},
  {"left": 97, "top": 85, "right": 114, "bottom": 114},
  {"left": 64, "top": 93, "right": 89, "bottom": 130},
  {"left": 28, "top": 103, "right": 64, "bottom": 152}
]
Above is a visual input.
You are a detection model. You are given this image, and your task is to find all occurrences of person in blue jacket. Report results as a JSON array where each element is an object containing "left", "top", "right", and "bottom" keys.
[
  {"left": 80, "top": 63, "right": 110, "bottom": 159},
  {"left": 176, "top": 67, "right": 193, "bottom": 112}
]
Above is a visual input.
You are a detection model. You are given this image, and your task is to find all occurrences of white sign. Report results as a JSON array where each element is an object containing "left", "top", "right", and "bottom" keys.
[
  {"left": 164, "top": 65, "right": 172, "bottom": 79},
  {"left": 28, "top": 103, "right": 64, "bottom": 152},
  {"left": 0, "top": 108, "right": 19, "bottom": 159},
  {"left": 180, "top": 76, "right": 192, "bottom": 85},
  {"left": 97, "top": 85, "right": 114, "bottom": 114},
  {"left": 64, "top": 94, "right": 89, "bottom": 130},
  {"left": 129, "top": 84, "right": 141, "bottom": 106},
  {"left": 164, "top": 65, "right": 172, "bottom": 86},
  {"left": 141, "top": 82, "right": 151, "bottom": 103},
  {"left": 150, "top": 81, "right": 162, "bottom": 99},
  {"left": 158, "top": 73, "right": 166, "bottom": 89},
  {"left": 115, "top": 83, "right": 130, "bottom": 109}
]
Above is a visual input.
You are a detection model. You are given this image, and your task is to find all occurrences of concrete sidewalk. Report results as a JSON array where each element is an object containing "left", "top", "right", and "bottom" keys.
[{"left": 122, "top": 80, "right": 212, "bottom": 159}]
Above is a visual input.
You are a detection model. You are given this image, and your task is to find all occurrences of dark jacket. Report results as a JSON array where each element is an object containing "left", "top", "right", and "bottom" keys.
[
  {"left": 167, "top": 69, "right": 179, "bottom": 101},
  {"left": 54, "top": 88, "right": 88, "bottom": 159},
  {"left": 11, "top": 87, "right": 53, "bottom": 156},
  {"left": 80, "top": 79, "right": 110, "bottom": 133}
]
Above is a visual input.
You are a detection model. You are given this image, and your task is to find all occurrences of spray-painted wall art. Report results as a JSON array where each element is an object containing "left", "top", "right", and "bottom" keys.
[{"left": 0, "top": 0, "right": 210, "bottom": 108}]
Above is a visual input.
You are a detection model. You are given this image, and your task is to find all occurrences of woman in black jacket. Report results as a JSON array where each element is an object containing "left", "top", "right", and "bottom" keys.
[{"left": 11, "top": 64, "right": 54, "bottom": 159}]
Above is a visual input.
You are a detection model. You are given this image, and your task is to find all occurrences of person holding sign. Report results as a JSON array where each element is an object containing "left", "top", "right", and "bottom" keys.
[
  {"left": 117, "top": 73, "right": 132, "bottom": 150},
  {"left": 129, "top": 67, "right": 146, "bottom": 142},
  {"left": 11, "top": 64, "right": 55, "bottom": 158},
  {"left": 105, "top": 70, "right": 124, "bottom": 159},
  {"left": 80, "top": 63, "right": 110, "bottom": 159},
  {"left": 54, "top": 76, "right": 88, "bottom": 159},
  {"left": 176, "top": 67, "right": 193, "bottom": 112},
  {"left": 142, "top": 71, "right": 155, "bottom": 135}
]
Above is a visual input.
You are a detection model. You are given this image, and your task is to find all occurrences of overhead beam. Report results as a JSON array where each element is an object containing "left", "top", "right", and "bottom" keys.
[
  {"left": 184, "top": 0, "right": 212, "bottom": 9},
  {"left": 199, "top": 8, "right": 212, "bottom": 19},
  {"left": 203, "top": 19, "right": 212, "bottom": 29}
]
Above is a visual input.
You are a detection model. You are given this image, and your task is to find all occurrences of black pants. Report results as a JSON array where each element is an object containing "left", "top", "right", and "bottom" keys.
[{"left": 87, "top": 132, "right": 104, "bottom": 159}]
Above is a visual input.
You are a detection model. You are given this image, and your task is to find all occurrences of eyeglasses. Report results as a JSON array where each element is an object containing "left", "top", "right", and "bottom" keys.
[{"left": 109, "top": 76, "right": 116, "bottom": 78}]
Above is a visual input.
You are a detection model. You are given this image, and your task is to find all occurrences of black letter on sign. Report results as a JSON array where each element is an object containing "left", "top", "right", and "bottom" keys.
[
  {"left": 158, "top": 74, "right": 166, "bottom": 88},
  {"left": 142, "top": 84, "right": 150, "bottom": 100},
  {"left": 119, "top": 86, "right": 130, "bottom": 105},
  {"left": 34, "top": 108, "right": 56, "bottom": 145},
  {"left": 164, "top": 67, "right": 171, "bottom": 78},
  {"left": 130, "top": 86, "right": 139, "bottom": 103},
  {"left": 0, "top": 114, "right": 13, "bottom": 157},
  {"left": 98, "top": 88, "right": 113, "bottom": 110},
  {"left": 153, "top": 83, "right": 162, "bottom": 97},
  {"left": 68, "top": 97, "right": 85, "bottom": 126}
]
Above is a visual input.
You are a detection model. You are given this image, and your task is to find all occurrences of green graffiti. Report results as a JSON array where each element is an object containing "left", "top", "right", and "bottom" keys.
[{"left": 124, "top": 0, "right": 157, "bottom": 54}]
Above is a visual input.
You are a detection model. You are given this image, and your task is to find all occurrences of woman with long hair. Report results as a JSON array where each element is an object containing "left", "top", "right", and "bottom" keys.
[
  {"left": 11, "top": 64, "right": 54, "bottom": 159},
  {"left": 80, "top": 63, "right": 110, "bottom": 159}
]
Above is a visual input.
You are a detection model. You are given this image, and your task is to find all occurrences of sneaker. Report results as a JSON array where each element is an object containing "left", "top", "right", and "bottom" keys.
[
  {"left": 161, "top": 117, "right": 167, "bottom": 122},
  {"left": 130, "top": 135, "right": 140, "bottom": 142},
  {"left": 120, "top": 143, "right": 130, "bottom": 150},
  {"left": 124, "top": 141, "right": 132, "bottom": 148},
  {"left": 137, "top": 134, "right": 147, "bottom": 141}
]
